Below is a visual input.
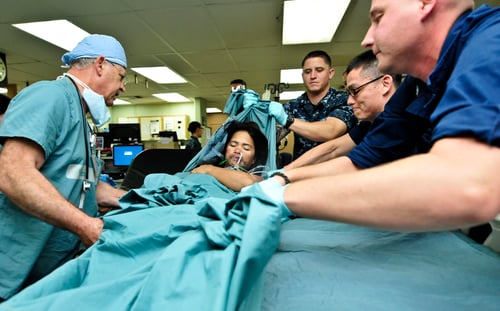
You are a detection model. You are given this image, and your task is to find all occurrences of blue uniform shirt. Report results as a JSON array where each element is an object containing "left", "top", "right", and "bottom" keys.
[
  {"left": 284, "top": 88, "right": 356, "bottom": 159},
  {"left": 349, "top": 5, "right": 500, "bottom": 168}
]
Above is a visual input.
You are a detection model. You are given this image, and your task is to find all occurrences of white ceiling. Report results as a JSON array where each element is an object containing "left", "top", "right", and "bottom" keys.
[{"left": 1, "top": 0, "right": 498, "bottom": 109}]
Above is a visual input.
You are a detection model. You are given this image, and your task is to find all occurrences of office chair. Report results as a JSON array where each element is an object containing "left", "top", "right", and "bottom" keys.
[{"left": 120, "top": 148, "right": 197, "bottom": 190}]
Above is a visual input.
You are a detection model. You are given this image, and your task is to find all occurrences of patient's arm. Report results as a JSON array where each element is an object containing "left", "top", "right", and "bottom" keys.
[
  {"left": 191, "top": 164, "right": 263, "bottom": 191},
  {"left": 286, "top": 134, "right": 356, "bottom": 169},
  {"left": 284, "top": 137, "right": 500, "bottom": 232},
  {"left": 0, "top": 138, "right": 103, "bottom": 247}
]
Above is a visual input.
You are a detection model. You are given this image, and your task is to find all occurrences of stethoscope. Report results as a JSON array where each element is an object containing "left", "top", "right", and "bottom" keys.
[{"left": 65, "top": 74, "right": 97, "bottom": 209}]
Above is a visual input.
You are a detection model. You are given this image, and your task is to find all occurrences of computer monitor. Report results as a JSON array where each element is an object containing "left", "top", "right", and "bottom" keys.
[
  {"left": 109, "top": 123, "right": 141, "bottom": 144},
  {"left": 112, "top": 144, "right": 144, "bottom": 167}
]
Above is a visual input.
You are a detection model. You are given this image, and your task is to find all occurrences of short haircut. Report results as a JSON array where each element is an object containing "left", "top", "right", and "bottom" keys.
[
  {"left": 344, "top": 50, "right": 403, "bottom": 87},
  {"left": 230, "top": 79, "right": 246, "bottom": 87},
  {"left": 301, "top": 50, "right": 332, "bottom": 68},
  {"left": 0, "top": 94, "right": 11, "bottom": 115},
  {"left": 344, "top": 50, "right": 380, "bottom": 78},
  {"left": 188, "top": 121, "right": 202, "bottom": 134}
]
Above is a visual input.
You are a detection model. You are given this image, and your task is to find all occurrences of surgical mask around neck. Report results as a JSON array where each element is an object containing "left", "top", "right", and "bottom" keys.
[{"left": 64, "top": 73, "right": 111, "bottom": 127}]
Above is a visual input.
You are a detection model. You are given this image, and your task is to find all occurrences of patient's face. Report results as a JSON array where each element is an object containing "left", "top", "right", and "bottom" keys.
[{"left": 224, "top": 130, "right": 256, "bottom": 169}]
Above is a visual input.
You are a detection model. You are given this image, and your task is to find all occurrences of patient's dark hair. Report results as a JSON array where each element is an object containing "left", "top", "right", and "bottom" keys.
[{"left": 223, "top": 121, "right": 268, "bottom": 168}]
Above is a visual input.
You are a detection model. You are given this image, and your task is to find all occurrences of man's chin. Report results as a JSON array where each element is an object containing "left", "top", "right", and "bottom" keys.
[{"left": 307, "top": 88, "right": 325, "bottom": 95}]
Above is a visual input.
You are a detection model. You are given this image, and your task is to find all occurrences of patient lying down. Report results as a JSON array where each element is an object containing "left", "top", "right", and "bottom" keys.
[{"left": 190, "top": 121, "right": 269, "bottom": 191}]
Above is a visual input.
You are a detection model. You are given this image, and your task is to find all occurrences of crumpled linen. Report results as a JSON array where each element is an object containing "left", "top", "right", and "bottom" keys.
[{"left": 0, "top": 173, "right": 287, "bottom": 311}]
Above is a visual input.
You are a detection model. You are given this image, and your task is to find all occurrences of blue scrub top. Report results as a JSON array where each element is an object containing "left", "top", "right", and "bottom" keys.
[
  {"left": 349, "top": 5, "right": 500, "bottom": 168},
  {"left": 0, "top": 77, "right": 99, "bottom": 298}
]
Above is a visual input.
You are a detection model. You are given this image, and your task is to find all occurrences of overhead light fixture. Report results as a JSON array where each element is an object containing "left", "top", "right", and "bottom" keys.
[
  {"left": 282, "top": 0, "right": 351, "bottom": 45},
  {"left": 12, "top": 19, "right": 89, "bottom": 51},
  {"left": 0, "top": 87, "right": 7, "bottom": 94},
  {"left": 206, "top": 107, "right": 222, "bottom": 113},
  {"left": 113, "top": 99, "right": 131, "bottom": 105},
  {"left": 279, "top": 91, "right": 304, "bottom": 101},
  {"left": 131, "top": 67, "right": 187, "bottom": 84},
  {"left": 280, "top": 69, "right": 303, "bottom": 84},
  {"left": 153, "top": 92, "right": 190, "bottom": 102}
]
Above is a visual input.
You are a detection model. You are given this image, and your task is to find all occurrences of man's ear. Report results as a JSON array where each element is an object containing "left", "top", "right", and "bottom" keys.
[
  {"left": 381, "top": 75, "right": 393, "bottom": 96},
  {"left": 420, "top": 0, "right": 437, "bottom": 21},
  {"left": 329, "top": 67, "right": 336, "bottom": 79},
  {"left": 94, "top": 56, "right": 106, "bottom": 76}
]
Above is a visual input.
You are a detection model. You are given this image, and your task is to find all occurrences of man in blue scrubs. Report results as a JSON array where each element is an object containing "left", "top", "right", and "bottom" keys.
[
  {"left": 268, "top": 1, "right": 500, "bottom": 233},
  {"left": 0, "top": 34, "right": 128, "bottom": 300}
]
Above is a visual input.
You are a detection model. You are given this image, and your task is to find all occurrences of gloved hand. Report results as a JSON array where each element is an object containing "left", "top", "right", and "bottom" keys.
[
  {"left": 268, "top": 101, "right": 288, "bottom": 126},
  {"left": 255, "top": 178, "right": 294, "bottom": 222},
  {"left": 242, "top": 90, "right": 259, "bottom": 109}
]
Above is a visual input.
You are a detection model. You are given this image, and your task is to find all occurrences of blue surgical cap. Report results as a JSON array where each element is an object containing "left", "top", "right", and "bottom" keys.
[{"left": 61, "top": 34, "right": 127, "bottom": 68}]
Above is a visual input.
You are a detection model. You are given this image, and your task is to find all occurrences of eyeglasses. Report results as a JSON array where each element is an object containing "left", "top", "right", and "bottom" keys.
[
  {"left": 345, "top": 75, "right": 383, "bottom": 97},
  {"left": 107, "top": 61, "right": 129, "bottom": 85}
]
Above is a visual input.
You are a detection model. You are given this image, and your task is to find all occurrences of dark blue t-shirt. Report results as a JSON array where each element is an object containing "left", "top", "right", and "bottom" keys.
[{"left": 349, "top": 5, "right": 500, "bottom": 168}]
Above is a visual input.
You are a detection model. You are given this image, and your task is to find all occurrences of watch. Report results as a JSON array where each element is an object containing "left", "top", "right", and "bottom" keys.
[
  {"left": 284, "top": 115, "right": 294, "bottom": 129},
  {"left": 0, "top": 55, "right": 6, "bottom": 82}
]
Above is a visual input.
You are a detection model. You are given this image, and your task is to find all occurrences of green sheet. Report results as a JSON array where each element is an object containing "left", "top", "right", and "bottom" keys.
[{"left": 0, "top": 173, "right": 286, "bottom": 310}]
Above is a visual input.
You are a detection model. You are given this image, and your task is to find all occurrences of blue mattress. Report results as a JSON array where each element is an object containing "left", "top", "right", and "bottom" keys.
[{"left": 263, "top": 218, "right": 500, "bottom": 310}]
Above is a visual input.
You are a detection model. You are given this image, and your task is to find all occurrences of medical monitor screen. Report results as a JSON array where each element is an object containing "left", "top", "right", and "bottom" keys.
[{"left": 113, "top": 145, "right": 144, "bottom": 167}]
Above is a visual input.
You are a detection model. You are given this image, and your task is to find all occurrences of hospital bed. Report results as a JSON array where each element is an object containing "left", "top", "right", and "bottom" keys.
[{"left": 1, "top": 90, "right": 498, "bottom": 310}]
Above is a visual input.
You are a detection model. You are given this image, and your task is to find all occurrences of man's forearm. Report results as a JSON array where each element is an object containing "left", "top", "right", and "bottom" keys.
[
  {"left": 289, "top": 118, "right": 347, "bottom": 142},
  {"left": 284, "top": 138, "right": 500, "bottom": 231},
  {"left": 284, "top": 156, "right": 358, "bottom": 183}
]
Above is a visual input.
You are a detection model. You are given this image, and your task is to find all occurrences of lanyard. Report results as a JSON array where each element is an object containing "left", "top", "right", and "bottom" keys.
[{"left": 66, "top": 76, "right": 93, "bottom": 209}]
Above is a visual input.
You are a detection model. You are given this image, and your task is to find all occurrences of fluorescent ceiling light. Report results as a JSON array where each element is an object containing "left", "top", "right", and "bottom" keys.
[
  {"left": 114, "top": 98, "right": 131, "bottom": 105},
  {"left": 153, "top": 92, "right": 190, "bottom": 102},
  {"left": 0, "top": 87, "right": 7, "bottom": 94},
  {"left": 206, "top": 107, "right": 222, "bottom": 113},
  {"left": 12, "top": 19, "right": 89, "bottom": 51},
  {"left": 282, "top": 0, "right": 351, "bottom": 45},
  {"left": 280, "top": 69, "right": 303, "bottom": 84},
  {"left": 132, "top": 67, "right": 187, "bottom": 84},
  {"left": 279, "top": 91, "right": 304, "bottom": 101}
]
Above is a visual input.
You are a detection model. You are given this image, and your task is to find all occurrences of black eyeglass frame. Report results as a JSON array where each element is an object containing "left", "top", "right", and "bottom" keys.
[
  {"left": 106, "top": 60, "right": 129, "bottom": 85},
  {"left": 345, "top": 75, "right": 384, "bottom": 97}
]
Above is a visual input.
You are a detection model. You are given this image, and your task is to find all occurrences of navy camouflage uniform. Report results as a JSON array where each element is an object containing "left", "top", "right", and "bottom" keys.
[{"left": 284, "top": 88, "right": 357, "bottom": 159}]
